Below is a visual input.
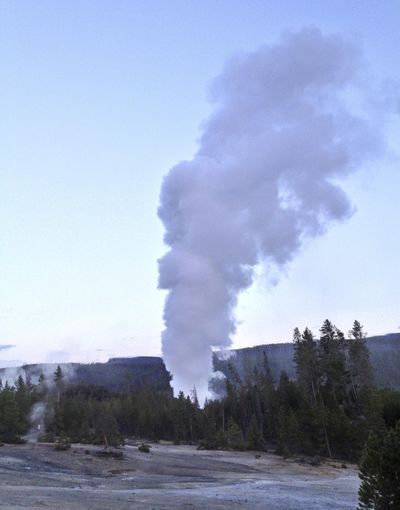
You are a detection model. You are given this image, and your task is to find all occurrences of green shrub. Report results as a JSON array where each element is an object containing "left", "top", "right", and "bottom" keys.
[{"left": 138, "top": 443, "right": 151, "bottom": 453}]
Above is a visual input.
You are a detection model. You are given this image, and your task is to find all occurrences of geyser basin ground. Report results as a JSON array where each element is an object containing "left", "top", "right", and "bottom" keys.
[{"left": 0, "top": 442, "right": 358, "bottom": 509}]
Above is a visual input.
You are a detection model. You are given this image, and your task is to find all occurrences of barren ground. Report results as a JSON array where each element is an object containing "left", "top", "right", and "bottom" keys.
[{"left": 0, "top": 442, "right": 359, "bottom": 509}]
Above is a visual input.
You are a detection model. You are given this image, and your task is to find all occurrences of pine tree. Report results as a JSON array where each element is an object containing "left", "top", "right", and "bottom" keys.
[
  {"left": 246, "top": 415, "right": 265, "bottom": 451},
  {"left": 293, "top": 327, "right": 333, "bottom": 457},
  {"left": 0, "top": 383, "right": 25, "bottom": 442},
  {"left": 259, "top": 351, "right": 275, "bottom": 440},
  {"left": 96, "top": 401, "right": 122, "bottom": 448},
  {"left": 358, "top": 422, "right": 400, "bottom": 509},
  {"left": 319, "top": 319, "right": 348, "bottom": 406},
  {"left": 15, "top": 375, "right": 31, "bottom": 431},
  {"left": 293, "top": 327, "right": 320, "bottom": 404},
  {"left": 348, "top": 321, "right": 375, "bottom": 401},
  {"left": 227, "top": 417, "right": 245, "bottom": 450},
  {"left": 347, "top": 321, "right": 383, "bottom": 454},
  {"left": 53, "top": 365, "right": 64, "bottom": 410},
  {"left": 53, "top": 365, "right": 64, "bottom": 386}
]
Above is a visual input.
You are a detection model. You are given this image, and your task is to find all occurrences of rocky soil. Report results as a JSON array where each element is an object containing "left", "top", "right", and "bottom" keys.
[{"left": 0, "top": 442, "right": 359, "bottom": 509}]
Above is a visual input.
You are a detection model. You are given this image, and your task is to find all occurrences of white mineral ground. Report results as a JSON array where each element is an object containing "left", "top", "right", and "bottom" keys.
[{"left": 0, "top": 442, "right": 358, "bottom": 509}]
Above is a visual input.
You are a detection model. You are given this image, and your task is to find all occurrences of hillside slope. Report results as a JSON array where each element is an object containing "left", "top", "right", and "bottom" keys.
[
  {"left": 1, "top": 334, "right": 398, "bottom": 392},
  {"left": 214, "top": 333, "right": 400, "bottom": 390},
  {"left": 0, "top": 356, "right": 172, "bottom": 393}
]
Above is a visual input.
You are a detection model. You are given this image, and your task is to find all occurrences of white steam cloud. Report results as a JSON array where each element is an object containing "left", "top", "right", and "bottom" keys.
[
  {"left": 158, "top": 28, "right": 381, "bottom": 400},
  {"left": 24, "top": 402, "right": 46, "bottom": 442}
]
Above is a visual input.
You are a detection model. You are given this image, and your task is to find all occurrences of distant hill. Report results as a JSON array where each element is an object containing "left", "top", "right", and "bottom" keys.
[
  {"left": 1, "top": 334, "right": 399, "bottom": 393},
  {"left": 213, "top": 333, "right": 400, "bottom": 390},
  {"left": 0, "top": 356, "right": 172, "bottom": 393}
]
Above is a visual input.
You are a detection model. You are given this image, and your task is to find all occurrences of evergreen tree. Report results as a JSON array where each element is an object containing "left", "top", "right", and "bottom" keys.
[
  {"left": 348, "top": 321, "right": 375, "bottom": 401},
  {"left": 37, "top": 372, "right": 47, "bottom": 397},
  {"left": 293, "top": 327, "right": 320, "bottom": 403},
  {"left": 380, "top": 389, "right": 400, "bottom": 428},
  {"left": 54, "top": 365, "right": 64, "bottom": 386},
  {"left": 246, "top": 415, "right": 265, "bottom": 451},
  {"left": 227, "top": 417, "right": 245, "bottom": 450},
  {"left": 0, "top": 383, "right": 25, "bottom": 442},
  {"left": 347, "top": 321, "right": 383, "bottom": 454},
  {"left": 14, "top": 375, "right": 31, "bottom": 432},
  {"left": 53, "top": 365, "right": 64, "bottom": 410},
  {"left": 319, "top": 319, "right": 348, "bottom": 406},
  {"left": 259, "top": 351, "right": 276, "bottom": 441},
  {"left": 358, "top": 422, "right": 400, "bottom": 509},
  {"left": 293, "top": 327, "right": 334, "bottom": 457},
  {"left": 95, "top": 401, "right": 122, "bottom": 447}
]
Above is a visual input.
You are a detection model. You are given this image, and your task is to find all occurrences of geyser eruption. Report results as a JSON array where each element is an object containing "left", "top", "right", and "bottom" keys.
[{"left": 158, "top": 28, "right": 379, "bottom": 399}]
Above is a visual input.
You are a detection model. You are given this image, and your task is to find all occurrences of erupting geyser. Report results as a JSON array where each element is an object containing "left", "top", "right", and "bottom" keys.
[{"left": 158, "top": 28, "right": 380, "bottom": 400}]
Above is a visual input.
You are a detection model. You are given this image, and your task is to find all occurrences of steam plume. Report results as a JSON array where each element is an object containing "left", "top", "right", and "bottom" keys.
[{"left": 158, "top": 28, "right": 380, "bottom": 399}]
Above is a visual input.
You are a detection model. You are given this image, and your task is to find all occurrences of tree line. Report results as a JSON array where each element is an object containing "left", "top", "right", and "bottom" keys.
[{"left": 0, "top": 320, "right": 399, "bottom": 508}]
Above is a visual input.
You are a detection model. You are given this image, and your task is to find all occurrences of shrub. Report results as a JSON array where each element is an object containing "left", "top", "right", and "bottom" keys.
[{"left": 138, "top": 443, "right": 151, "bottom": 453}]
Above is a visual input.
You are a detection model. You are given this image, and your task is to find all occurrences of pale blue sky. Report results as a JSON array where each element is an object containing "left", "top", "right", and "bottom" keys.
[{"left": 1, "top": 1, "right": 399, "bottom": 366}]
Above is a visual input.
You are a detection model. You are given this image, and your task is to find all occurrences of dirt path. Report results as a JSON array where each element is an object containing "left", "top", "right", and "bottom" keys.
[{"left": 0, "top": 442, "right": 359, "bottom": 509}]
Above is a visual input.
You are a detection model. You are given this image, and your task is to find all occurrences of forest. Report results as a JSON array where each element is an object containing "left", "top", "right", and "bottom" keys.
[
  {"left": 1, "top": 320, "right": 400, "bottom": 507},
  {"left": 1, "top": 320, "right": 400, "bottom": 460}
]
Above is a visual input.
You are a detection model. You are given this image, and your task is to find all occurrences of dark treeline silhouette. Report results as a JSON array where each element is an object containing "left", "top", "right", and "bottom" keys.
[
  {"left": 214, "top": 332, "right": 400, "bottom": 390},
  {"left": 0, "top": 356, "right": 172, "bottom": 394},
  {"left": 1, "top": 320, "right": 400, "bottom": 465},
  {"left": 203, "top": 320, "right": 396, "bottom": 460}
]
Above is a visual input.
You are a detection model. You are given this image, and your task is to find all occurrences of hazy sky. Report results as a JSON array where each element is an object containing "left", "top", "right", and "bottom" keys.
[{"left": 1, "top": 1, "right": 399, "bottom": 367}]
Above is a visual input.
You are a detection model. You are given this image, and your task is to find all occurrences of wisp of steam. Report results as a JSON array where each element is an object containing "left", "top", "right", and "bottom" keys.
[{"left": 158, "top": 28, "right": 380, "bottom": 400}]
